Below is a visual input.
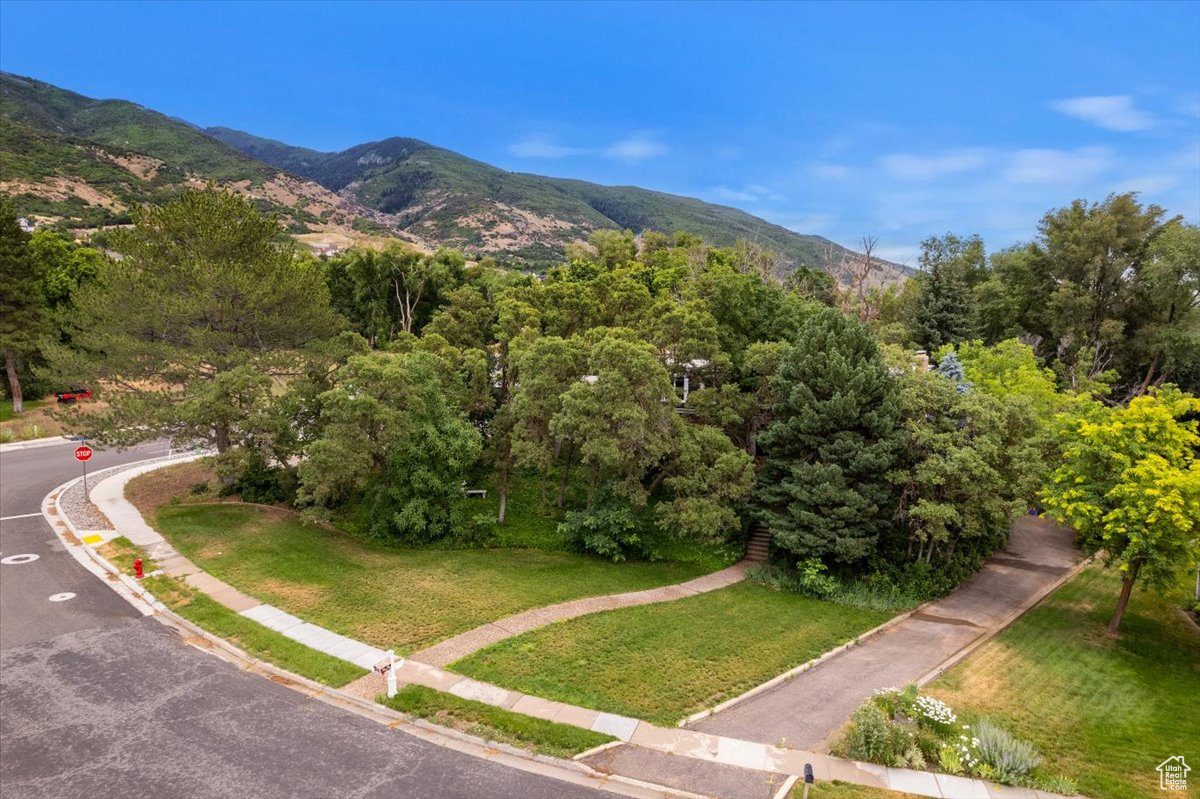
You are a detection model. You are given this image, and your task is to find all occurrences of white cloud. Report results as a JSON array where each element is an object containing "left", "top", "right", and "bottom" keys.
[
  {"left": 811, "top": 163, "right": 852, "bottom": 181},
  {"left": 603, "top": 136, "right": 667, "bottom": 161},
  {"left": 708, "top": 184, "right": 786, "bottom": 203},
  {"left": 1003, "top": 146, "right": 1114, "bottom": 184},
  {"left": 510, "top": 132, "right": 667, "bottom": 161},
  {"left": 509, "top": 135, "right": 585, "bottom": 158},
  {"left": 880, "top": 149, "right": 988, "bottom": 180},
  {"left": 1114, "top": 174, "right": 1179, "bottom": 194},
  {"left": 1049, "top": 95, "right": 1155, "bottom": 132}
]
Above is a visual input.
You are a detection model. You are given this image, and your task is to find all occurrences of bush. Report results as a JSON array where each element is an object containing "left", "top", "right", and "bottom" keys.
[
  {"left": 796, "top": 558, "right": 838, "bottom": 598},
  {"left": 746, "top": 563, "right": 922, "bottom": 612},
  {"left": 222, "top": 455, "right": 296, "bottom": 505},
  {"left": 847, "top": 704, "right": 892, "bottom": 762},
  {"left": 559, "top": 503, "right": 641, "bottom": 562},
  {"left": 973, "top": 718, "right": 1041, "bottom": 782}
]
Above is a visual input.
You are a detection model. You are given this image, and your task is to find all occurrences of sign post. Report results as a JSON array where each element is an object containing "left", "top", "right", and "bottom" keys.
[
  {"left": 75, "top": 444, "right": 93, "bottom": 494},
  {"left": 386, "top": 649, "right": 397, "bottom": 698}
]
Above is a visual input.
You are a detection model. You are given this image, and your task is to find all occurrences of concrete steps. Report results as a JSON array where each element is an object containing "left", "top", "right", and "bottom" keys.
[{"left": 744, "top": 526, "right": 772, "bottom": 564}]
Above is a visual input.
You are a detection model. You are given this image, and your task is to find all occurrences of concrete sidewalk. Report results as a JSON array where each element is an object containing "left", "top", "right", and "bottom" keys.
[
  {"left": 70, "top": 461, "right": 1078, "bottom": 799},
  {"left": 689, "top": 516, "right": 1082, "bottom": 751},
  {"left": 413, "top": 563, "right": 750, "bottom": 666}
]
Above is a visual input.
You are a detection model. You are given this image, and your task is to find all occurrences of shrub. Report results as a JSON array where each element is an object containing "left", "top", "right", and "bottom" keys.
[
  {"left": 938, "top": 743, "right": 965, "bottom": 774},
  {"left": 559, "top": 503, "right": 641, "bottom": 562},
  {"left": 795, "top": 558, "right": 838, "bottom": 598},
  {"left": 847, "top": 704, "right": 892, "bottom": 762},
  {"left": 913, "top": 694, "right": 958, "bottom": 737},
  {"left": 974, "top": 718, "right": 1041, "bottom": 782}
]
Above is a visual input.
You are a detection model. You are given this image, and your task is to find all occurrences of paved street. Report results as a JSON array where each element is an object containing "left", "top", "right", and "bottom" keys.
[{"left": 0, "top": 440, "right": 626, "bottom": 799}]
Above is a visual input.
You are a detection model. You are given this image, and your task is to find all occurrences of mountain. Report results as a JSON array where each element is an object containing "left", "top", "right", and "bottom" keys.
[
  {"left": 1, "top": 72, "right": 906, "bottom": 279},
  {"left": 0, "top": 73, "right": 376, "bottom": 241},
  {"left": 206, "top": 127, "right": 893, "bottom": 273}
]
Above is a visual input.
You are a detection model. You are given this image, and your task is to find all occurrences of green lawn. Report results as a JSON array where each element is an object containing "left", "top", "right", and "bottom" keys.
[
  {"left": 152, "top": 503, "right": 714, "bottom": 655},
  {"left": 794, "top": 783, "right": 914, "bottom": 799},
  {"left": 925, "top": 565, "right": 1200, "bottom": 799},
  {"left": 100, "top": 536, "right": 364, "bottom": 687},
  {"left": 452, "top": 581, "right": 891, "bottom": 726},
  {"left": 380, "top": 684, "right": 614, "bottom": 758}
]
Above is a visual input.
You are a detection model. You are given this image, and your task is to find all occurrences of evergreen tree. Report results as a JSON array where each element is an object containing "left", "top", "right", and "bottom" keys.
[
  {"left": 0, "top": 201, "right": 41, "bottom": 414},
  {"left": 934, "top": 351, "right": 971, "bottom": 393},
  {"left": 912, "top": 261, "right": 976, "bottom": 352},
  {"left": 754, "top": 309, "right": 904, "bottom": 563}
]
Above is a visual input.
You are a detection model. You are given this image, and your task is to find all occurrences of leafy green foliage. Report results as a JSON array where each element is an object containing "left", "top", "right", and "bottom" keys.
[
  {"left": 755, "top": 309, "right": 904, "bottom": 563},
  {"left": 1041, "top": 386, "right": 1200, "bottom": 632},
  {"left": 41, "top": 188, "right": 342, "bottom": 479}
]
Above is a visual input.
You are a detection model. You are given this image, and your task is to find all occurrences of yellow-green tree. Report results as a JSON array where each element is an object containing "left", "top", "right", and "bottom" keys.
[{"left": 1041, "top": 387, "right": 1200, "bottom": 634}]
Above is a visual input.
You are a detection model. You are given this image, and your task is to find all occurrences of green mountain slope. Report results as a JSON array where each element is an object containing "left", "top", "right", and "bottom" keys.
[
  {"left": 2, "top": 73, "right": 269, "bottom": 182},
  {"left": 207, "top": 126, "right": 884, "bottom": 272},
  {"left": 1, "top": 72, "right": 903, "bottom": 279},
  {"left": 0, "top": 72, "right": 362, "bottom": 234}
]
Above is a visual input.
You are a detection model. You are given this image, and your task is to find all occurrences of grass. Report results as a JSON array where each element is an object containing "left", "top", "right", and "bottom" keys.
[
  {"left": 380, "top": 684, "right": 614, "bottom": 759},
  {"left": 150, "top": 502, "right": 715, "bottom": 655},
  {"left": 0, "top": 398, "right": 67, "bottom": 440},
  {"left": 792, "top": 783, "right": 913, "bottom": 799},
  {"left": 440, "top": 469, "right": 740, "bottom": 571},
  {"left": 924, "top": 565, "right": 1200, "bottom": 799},
  {"left": 453, "top": 581, "right": 892, "bottom": 726},
  {"left": 98, "top": 537, "right": 364, "bottom": 687}
]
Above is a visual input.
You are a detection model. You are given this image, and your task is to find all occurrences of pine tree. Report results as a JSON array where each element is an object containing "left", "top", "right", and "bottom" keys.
[
  {"left": 0, "top": 201, "right": 41, "bottom": 414},
  {"left": 913, "top": 261, "right": 976, "bottom": 352},
  {"left": 754, "top": 309, "right": 904, "bottom": 563}
]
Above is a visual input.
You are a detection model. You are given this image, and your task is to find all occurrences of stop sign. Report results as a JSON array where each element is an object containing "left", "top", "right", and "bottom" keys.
[{"left": 74, "top": 445, "right": 93, "bottom": 462}]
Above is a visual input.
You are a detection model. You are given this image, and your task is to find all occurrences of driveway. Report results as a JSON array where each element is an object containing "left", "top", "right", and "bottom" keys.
[{"left": 688, "top": 516, "right": 1080, "bottom": 750}]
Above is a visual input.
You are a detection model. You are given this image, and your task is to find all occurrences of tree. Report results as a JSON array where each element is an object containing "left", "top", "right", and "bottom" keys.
[
  {"left": 1041, "top": 387, "right": 1200, "bottom": 635},
  {"left": 1128, "top": 223, "right": 1200, "bottom": 394},
  {"left": 297, "top": 351, "right": 481, "bottom": 539},
  {"left": 44, "top": 189, "right": 342, "bottom": 463},
  {"left": 912, "top": 234, "right": 981, "bottom": 352},
  {"left": 888, "top": 369, "right": 1020, "bottom": 566},
  {"left": 550, "top": 334, "right": 676, "bottom": 510},
  {"left": 424, "top": 285, "right": 495, "bottom": 351},
  {"left": 754, "top": 309, "right": 903, "bottom": 563},
  {"left": 0, "top": 201, "right": 41, "bottom": 413},
  {"left": 654, "top": 422, "right": 754, "bottom": 541},
  {"left": 509, "top": 336, "right": 587, "bottom": 506}
]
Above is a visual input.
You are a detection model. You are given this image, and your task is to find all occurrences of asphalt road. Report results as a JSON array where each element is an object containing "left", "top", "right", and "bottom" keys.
[{"left": 0, "top": 440, "right": 625, "bottom": 799}]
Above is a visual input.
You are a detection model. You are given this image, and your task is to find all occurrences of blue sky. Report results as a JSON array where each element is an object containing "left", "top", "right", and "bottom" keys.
[{"left": 2, "top": 0, "right": 1198, "bottom": 263}]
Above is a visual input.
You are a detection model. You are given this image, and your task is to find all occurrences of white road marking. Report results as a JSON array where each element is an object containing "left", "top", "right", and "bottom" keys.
[
  {"left": 1, "top": 553, "right": 40, "bottom": 564},
  {"left": 49, "top": 592, "right": 76, "bottom": 602},
  {"left": 0, "top": 513, "right": 44, "bottom": 521}
]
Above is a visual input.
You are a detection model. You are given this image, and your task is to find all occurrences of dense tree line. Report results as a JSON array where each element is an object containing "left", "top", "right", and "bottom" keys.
[{"left": 5, "top": 188, "right": 1195, "bottom": 631}]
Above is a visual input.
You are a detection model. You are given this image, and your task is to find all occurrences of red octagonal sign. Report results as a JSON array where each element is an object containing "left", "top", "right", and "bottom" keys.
[{"left": 74, "top": 445, "right": 93, "bottom": 462}]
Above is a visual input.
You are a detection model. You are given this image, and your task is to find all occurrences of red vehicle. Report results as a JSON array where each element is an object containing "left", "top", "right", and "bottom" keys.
[{"left": 55, "top": 386, "right": 92, "bottom": 403}]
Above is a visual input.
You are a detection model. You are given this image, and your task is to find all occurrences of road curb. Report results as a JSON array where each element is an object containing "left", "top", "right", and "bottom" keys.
[
  {"left": 1, "top": 434, "right": 75, "bottom": 453},
  {"left": 41, "top": 462, "right": 703, "bottom": 799},
  {"left": 913, "top": 555, "right": 1095, "bottom": 688}
]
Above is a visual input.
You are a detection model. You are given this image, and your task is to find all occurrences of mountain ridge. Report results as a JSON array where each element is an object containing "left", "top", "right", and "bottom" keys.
[{"left": 1, "top": 71, "right": 908, "bottom": 280}]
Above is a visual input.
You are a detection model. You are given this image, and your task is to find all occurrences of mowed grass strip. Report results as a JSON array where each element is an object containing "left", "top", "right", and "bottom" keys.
[
  {"left": 794, "top": 783, "right": 914, "bottom": 799},
  {"left": 380, "top": 685, "right": 614, "bottom": 759},
  {"left": 152, "top": 503, "right": 711, "bottom": 655},
  {"left": 925, "top": 565, "right": 1200, "bottom": 799},
  {"left": 452, "top": 581, "right": 891, "bottom": 726},
  {"left": 143, "top": 575, "right": 367, "bottom": 687},
  {"left": 94, "top": 538, "right": 363, "bottom": 687}
]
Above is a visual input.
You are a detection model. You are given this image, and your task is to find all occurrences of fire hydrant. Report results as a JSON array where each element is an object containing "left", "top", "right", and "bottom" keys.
[{"left": 133, "top": 558, "right": 144, "bottom": 580}]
